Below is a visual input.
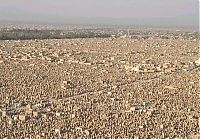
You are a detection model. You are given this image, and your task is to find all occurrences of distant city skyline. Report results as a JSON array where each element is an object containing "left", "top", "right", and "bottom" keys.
[{"left": 0, "top": 0, "right": 199, "bottom": 28}]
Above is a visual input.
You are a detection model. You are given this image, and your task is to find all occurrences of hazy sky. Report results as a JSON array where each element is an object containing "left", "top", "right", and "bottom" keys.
[{"left": 0, "top": 0, "right": 199, "bottom": 28}]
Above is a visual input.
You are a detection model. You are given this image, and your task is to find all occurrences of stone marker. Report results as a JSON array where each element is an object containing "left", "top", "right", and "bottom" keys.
[{"left": 19, "top": 114, "right": 27, "bottom": 121}]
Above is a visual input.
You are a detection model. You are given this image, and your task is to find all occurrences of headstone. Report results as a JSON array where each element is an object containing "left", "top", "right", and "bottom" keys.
[{"left": 19, "top": 114, "right": 27, "bottom": 121}]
